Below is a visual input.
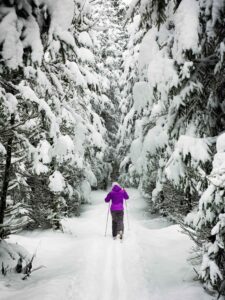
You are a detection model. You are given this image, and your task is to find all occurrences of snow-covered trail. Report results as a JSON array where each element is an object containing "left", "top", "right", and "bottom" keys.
[{"left": 1, "top": 189, "right": 211, "bottom": 300}]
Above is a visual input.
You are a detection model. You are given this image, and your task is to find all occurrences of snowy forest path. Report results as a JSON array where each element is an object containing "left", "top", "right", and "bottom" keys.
[
  {"left": 1, "top": 189, "right": 211, "bottom": 300},
  {"left": 64, "top": 188, "right": 151, "bottom": 300}
]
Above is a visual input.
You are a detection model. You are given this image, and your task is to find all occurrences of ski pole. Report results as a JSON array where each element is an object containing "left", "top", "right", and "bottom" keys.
[
  {"left": 125, "top": 201, "right": 130, "bottom": 230},
  {"left": 104, "top": 203, "right": 110, "bottom": 237}
]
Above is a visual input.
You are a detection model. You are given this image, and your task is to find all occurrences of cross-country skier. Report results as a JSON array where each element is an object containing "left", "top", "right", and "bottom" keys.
[{"left": 105, "top": 183, "right": 129, "bottom": 240}]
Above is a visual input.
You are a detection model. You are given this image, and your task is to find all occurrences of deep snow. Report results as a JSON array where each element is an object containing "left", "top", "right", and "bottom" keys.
[{"left": 0, "top": 189, "right": 211, "bottom": 300}]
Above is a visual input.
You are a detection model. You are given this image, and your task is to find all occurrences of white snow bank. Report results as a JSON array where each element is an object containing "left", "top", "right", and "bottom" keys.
[{"left": 0, "top": 240, "right": 31, "bottom": 275}]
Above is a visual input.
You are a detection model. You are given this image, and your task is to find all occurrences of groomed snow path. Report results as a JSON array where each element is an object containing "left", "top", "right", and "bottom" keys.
[{"left": 1, "top": 189, "right": 211, "bottom": 300}]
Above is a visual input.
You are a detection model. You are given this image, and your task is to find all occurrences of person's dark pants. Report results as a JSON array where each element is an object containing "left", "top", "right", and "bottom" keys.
[{"left": 111, "top": 210, "right": 124, "bottom": 237}]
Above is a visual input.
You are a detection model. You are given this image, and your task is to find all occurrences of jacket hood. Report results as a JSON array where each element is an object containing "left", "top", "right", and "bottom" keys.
[{"left": 112, "top": 184, "right": 121, "bottom": 192}]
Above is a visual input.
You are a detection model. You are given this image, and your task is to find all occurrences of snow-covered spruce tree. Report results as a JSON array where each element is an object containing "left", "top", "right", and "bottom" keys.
[
  {"left": 182, "top": 1, "right": 225, "bottom": 290},
  {"left": 92, "top": 0, "right": 128, "bottom": 183},
  {"left": 118, "top": 0, "right": 173, "bottom": 193},
  {"left": 186, "top": 133, "right": 225, "bottom": 293},
  {"left": 120, "top": 0, "right": 225, "bottom": 292},
  {"left": 119, "top": 0, "right": 225, "bottom": 216},
  {"left": 72, "top": 0, "right": 114, "bottom": 191},
  {"left": 34, "top": 0, "right": 112, "bottom": 203},
  {"left": 117, "top": 3, "right": 143, "bottom": 187},
  {"left": 164, "top": 0, "right": 225, "bottom": 216},
  {"left": 0, "top": 0, "right": 116, "bottom": 233},
  {"left": 0, "top": 0, "right": 54, "bottom": 235}
]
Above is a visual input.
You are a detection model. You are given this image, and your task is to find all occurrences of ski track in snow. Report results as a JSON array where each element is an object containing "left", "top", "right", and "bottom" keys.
[{"left": 1, "top": 189, "right": 212, "bottom": 300}]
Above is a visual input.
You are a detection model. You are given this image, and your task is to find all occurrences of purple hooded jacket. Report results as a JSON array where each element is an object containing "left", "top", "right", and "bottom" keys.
[{"left": 105, "top": 185, "right": 129, "bottom": 211}]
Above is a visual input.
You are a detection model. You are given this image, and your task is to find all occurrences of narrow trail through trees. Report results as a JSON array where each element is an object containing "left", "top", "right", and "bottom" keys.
[{"left": 1, "top": 189, "right": 211, "bottom": 300}]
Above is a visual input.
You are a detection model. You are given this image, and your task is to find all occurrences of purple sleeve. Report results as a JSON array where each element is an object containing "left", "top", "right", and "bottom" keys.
[
  {"left": 105, "top": 192, "right": 111, "bottom": 203},
  {"left": 123, "top": 189, "right": 129, "bottom": 200}
]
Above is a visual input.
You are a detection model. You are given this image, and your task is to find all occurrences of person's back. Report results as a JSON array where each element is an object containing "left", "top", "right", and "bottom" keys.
[
  {"left": 106, "top": 184, "right": 129, "bottom": 211},
  {"left": 105, "top": 183, "right": 129, "bottom": 239}
]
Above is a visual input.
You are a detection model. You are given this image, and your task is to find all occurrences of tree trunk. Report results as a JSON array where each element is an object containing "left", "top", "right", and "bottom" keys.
[{"left": 0, "top": 114, "right": 15, "bottom": 225}]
